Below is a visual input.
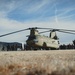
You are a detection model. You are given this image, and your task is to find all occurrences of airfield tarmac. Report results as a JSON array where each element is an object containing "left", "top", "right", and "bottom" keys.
[{"left": 0, "top": 50, "right": 75, "bottom": 75}]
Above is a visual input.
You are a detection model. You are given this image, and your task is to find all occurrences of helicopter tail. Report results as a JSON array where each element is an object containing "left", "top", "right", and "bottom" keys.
[{"left": 49, "top": 30, "right": 58, "bottom": 40}]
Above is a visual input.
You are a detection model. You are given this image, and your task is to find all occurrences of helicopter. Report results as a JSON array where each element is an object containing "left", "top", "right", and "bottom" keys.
[
  {"left": 26, "top": 27, "right": 59, "bottom": 50},
  {"left": 0, "top": 27, "right": 75, "bottom": 50}
]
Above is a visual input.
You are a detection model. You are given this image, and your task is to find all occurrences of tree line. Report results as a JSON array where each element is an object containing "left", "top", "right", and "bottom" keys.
[{"left": 60, "top": 40, "right": 75, "bottom": 49}]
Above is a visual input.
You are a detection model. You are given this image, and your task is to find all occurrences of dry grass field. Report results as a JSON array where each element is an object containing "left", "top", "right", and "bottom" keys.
[{"left": 0, "top": 50, "right": 75, "bottom": 75}]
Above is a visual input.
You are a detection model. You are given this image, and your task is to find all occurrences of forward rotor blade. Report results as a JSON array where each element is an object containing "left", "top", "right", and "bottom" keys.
[
  {"left": 36, "top": 27, "right": 53, "bottom": 30},
  {"left": 39, "top": 30, "right": 51, "bottom": 34},
  {"left": 0, "top": 28, "right": 29, "bottom": 37}
]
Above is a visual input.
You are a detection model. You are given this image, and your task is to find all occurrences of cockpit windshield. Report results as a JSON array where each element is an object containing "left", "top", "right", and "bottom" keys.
[{"left": 28, "top": 36, "right": 36, "bottom": 40}]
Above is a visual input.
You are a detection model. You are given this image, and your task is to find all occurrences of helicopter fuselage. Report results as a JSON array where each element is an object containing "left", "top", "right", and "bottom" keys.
[{"left": 26, "top": 35, "right": 59, "bottom": 50}]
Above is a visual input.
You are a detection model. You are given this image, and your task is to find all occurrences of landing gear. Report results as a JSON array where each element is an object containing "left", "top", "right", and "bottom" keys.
[{"left": 25, "top": 45, "right": 58, "bottom": 50}]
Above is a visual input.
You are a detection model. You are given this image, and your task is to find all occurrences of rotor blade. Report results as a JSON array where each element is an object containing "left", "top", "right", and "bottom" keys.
[
  {"left": 58, "top": 30, "right": 75, "bottom": 35},
  {"left": 58, "top": 29, "right": 75, "bottom": 33},
  {"left": 36, "top": 27, "right": 75, "bottom": 32},
  {"left": 0, "top": 28, "right": 29, "bottom": 37},
  {"left": 39, "top": 29, "right": 75, "bottom": 35},
  {"left": 36, "top": 27, "right": 53, "bottom": 30},
  {"left": 39, "top": 30, "right": 51, "bottom": 34}
]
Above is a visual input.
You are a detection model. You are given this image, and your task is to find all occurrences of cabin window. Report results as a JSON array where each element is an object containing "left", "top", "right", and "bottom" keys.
[{"left": 52, "top": 41, "right": 55, "bottom": 43}]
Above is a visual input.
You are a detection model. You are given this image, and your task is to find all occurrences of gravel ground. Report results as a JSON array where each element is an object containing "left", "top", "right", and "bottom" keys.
[{"left": 0, "top": 50, "right": 75, "bottom": 75}]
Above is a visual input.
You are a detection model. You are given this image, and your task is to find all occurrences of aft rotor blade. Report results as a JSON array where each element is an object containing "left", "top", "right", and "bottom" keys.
[
  {"left": 58, "top": 30, "right": 75, "bottom": 35},
  {"left": 58, "top": 29, "right": 75, "bottom": 33},
  {"left": 39, "top": 29, "right": 75, "bottom": 35},
  {"left": 0, "top": 28, "right": 29, "bottom": 37},
  {"left": 37, "top": 27, "right": 75, "bottom": 32}
]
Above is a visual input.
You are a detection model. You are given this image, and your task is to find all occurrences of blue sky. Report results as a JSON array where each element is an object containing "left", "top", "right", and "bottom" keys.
[{"left": 0, "top": 0, "right": 75, "bottom": 44}]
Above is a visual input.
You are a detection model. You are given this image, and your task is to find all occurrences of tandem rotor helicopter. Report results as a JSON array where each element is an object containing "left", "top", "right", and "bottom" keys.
[{"left": 0, "top": 27, "right": 75, "bottom": 50}]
